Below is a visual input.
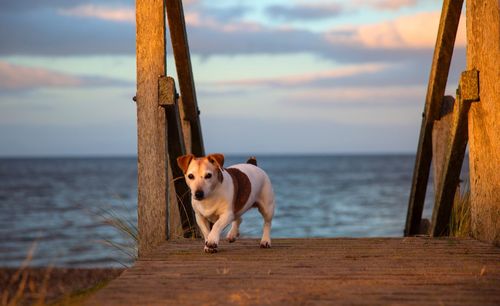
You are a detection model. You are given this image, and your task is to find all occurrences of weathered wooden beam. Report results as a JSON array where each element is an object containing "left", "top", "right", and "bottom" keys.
[
  {"left": 159, "top": 76, "right": 199, "bottom": 238},
  {"left": 466, "top": 0, "right": 500, "bottom": 244},
  {"left": 135, "top": 0, "right": 168, "bottom": 256},
  {"left": 404, "top": 0, "right": 464, "bottom": 236},
  {"left": 165, "top": 0, "right": 205, "bottom": 157},
  {"left": 432, "top": 95, "right": 455, "bottom": 196},
  {"left": 431, "top": 70, "right": 479, "bottom": 236}
]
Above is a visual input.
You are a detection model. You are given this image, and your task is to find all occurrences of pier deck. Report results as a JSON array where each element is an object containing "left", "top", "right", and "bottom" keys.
[{"left": 86, "top": 238, "right": 500, "bottom": 305}]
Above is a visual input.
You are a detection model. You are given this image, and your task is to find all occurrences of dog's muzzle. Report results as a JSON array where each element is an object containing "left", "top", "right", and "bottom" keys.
[{"left": 194, "top": 190, "right": 204, "bottom": 200}]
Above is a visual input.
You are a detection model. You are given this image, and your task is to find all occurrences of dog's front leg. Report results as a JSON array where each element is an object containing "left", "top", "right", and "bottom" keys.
[
  {"left": 205, "top": 213, "right": 234, "bottom": 253},
  {"left": 195, "top": 213, "right": 211, "bottom": 241}
]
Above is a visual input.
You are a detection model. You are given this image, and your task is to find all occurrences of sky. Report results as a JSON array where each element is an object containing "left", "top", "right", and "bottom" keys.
[{"left": 0, "top": 0, "right": 467, "bottom": 156}]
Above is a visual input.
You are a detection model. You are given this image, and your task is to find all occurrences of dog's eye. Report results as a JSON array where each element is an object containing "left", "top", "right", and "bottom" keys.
[
  {"left": 187, "top": 174, "right": 195, "bottom": 180},
  {"left": 204, "top": 173, "right": 212, "bottom": 179}
]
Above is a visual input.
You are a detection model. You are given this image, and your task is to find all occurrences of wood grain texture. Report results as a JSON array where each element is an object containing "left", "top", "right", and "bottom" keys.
[
  {"left": 431, "top": 75, "right": 475, "bottom": 236},
  {"left": 162, "top": 80, "right": 198, "bottom": 238},
  {"left": 166, "top": 0, "right": 205, "bottom": 157},
  {"left": 135, "top": 0, "right": 168, "bottom": 256},
  {"left": 178, "top": 96, "right": 193, "bottom": 155},
  {"left": 466, "top": 0, "right": 500, "bottom": 245},
  {"left": 432, "top": 96, "right": 455, "bottom": 196},
  {"left": 167, "top": 158, "right": 183, "bottom": 240},
  {"left": 85, "top": 238, "right": 500, "bottom": 305},
  {"left": 405, "top": 0, "right": 464, "bottom": 236}
]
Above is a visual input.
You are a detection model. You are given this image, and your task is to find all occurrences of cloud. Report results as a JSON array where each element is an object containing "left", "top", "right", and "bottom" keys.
[
  {"left": 0, "top": 61, "right": 81, "bottom": 90},
  {"left": 210, "top": 63, "right": 388, "bottom": 87},
  {"left": 282, "top": 85, "right": 425, "bottom": 107},
  {"left": 58, "top": 4, "right": 134, "bottom": 23},
  {"left": 0, "top": 0, "right": 133, "bottom": 12},
  {"left": 0, "top": 9, "right": 135, "bottom": 55},
  {"left": 356, "top": 0, "right": 418, "bottom": 10},
  {"left": 0, "top": 1, "right": 465, "bottom": 68},
  {"left": 0, "top": 61, "right": 132, "bottom": 91},
  {"left": 266, "top": 3, "right": 343, "bottom": 20},
  {"left": 325, "top": 11, "right": 466, "bottom": 49}
]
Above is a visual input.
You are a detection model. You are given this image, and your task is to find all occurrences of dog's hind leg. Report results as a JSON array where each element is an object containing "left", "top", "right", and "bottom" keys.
[
  {"left": 257, "top": 180, "right": 275, "bottom": 248},
  {"left": 226, "top": 217, "right": 242, "bottom": 243}
]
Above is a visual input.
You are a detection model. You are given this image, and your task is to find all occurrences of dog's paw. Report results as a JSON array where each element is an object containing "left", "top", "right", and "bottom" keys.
[
  {"left": 260, "top": 241, "right": 271, "bottom": 248},
  {"left": 226, "top": 232, "right": 238, "bottom": 243},
  {"left": 205, "top": 240, "right": 218, "bottom": 249},
  {"left": 204, "top": 245, "right": 218, "bottom": 253}
]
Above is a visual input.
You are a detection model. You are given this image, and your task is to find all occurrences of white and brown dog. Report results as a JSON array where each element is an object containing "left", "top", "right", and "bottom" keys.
[{"left": 177, "top": 153, "right": 275, "bottom": 253}]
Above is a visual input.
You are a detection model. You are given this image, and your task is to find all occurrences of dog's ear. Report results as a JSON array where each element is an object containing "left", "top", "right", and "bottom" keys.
[
  {"left": 177, "top": 154, "right": 194, "bottom": 174},
  {"left": 207, "top": 153, "right": 224, "bottom": 168}
]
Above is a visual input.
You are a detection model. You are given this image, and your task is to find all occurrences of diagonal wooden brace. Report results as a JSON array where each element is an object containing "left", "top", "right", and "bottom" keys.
[
  {"left": 159, "top": 76, "right": 199, "bottom": 238},
  {"left": 430, "top": 69, "right": 479, "bottom": 236}
]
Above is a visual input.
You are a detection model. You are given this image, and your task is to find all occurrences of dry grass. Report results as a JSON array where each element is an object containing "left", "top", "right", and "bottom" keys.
[
  {"left": 1, "top": 244, "right": 52, "bottom": 306},
  {"left": 449, "top": 184, "right": 472, "bottom": 238},
  {"left": 1, "top": 213, "right": 130, "bottom": 306},
  {"left": 93, "top": 207, "right": 138, "bottom": 265}
]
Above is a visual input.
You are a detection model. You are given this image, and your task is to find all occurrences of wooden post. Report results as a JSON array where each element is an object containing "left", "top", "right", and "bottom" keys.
[
  {"left": 466, "top": 0, "right": 500, "bottom": 244},
  {"left": 431, "top": 70, "right": 479, "bottom": 236},
  {"left": 135, "top": 0, "right": 168, "bottom": 256},
  {"left": 165, "top": 0, "right": 205, "bottom": 157},
  {"left": 404, "top": 0, "right": 464, "bottom": 236}
]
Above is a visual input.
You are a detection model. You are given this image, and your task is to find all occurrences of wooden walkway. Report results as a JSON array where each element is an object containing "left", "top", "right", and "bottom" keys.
[{"left": 86, "top": 238, "right": 500, "bottom": 305}]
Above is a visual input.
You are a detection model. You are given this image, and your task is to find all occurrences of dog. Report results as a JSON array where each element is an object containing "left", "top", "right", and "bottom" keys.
[{"left": 177, "top": 153, "right": 275, "bottom": 253}]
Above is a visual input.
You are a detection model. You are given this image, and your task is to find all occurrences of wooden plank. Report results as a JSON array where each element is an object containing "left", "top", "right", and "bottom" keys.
[
  {"left": 135, "top": 0, "right": 168, "bottom": 257},
  {"left": 85, "top": 238, "right": 500, "bottom": 306},
  {"left": 466, "top": 0, "right": 500, "bottom": 244},
  {"left": 432, "top": 95, "right": 455, "bottom": 196},
  {"left": 431, "top": 70, "right": 479, "bottom": 236},
  {"left": 405, "top": 0, "right": 464, "bottom": 236},
  {"left": 165, "top": 0, "right": 205, "bottom": 157},
  {"left": 159, "top": 76, "right": 198, "bottom": 238}
]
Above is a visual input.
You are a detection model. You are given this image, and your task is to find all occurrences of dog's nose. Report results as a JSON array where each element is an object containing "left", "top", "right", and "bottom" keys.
[{"left": 194, "top": 190, "right": 204, "bottom": 200}]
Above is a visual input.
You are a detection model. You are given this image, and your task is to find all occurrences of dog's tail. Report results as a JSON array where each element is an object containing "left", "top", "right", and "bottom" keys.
[{"left": 246, "top": 156, "right": 257, "bottom": 166}]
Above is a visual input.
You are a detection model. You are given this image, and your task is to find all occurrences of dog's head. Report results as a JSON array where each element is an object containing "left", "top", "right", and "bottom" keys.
[{"left": 177, "top": 153, "right": 225, "bottom": 201}]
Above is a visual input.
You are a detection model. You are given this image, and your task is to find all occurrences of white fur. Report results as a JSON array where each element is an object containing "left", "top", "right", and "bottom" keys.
[{"left": 186, "top": 160, "right": 275, "bottom": 253}]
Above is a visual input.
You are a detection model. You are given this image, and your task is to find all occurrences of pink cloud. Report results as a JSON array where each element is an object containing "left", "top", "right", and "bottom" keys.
[
  {"left": 56, "top": 3, "right": 259, "bottom": 33},
  {"left": 210, "top": 63, "right": 387, "bottom": 87},
  {"left": 0, "top": 61, "right": 82, "bottom": 90},
  {"left": 58, "top": 5, "right": 135, "bottom": 23},
  {"left": 326, "top": 11, "right": 466, "bottom": 49},
  {"left": 286, "top": 85, "right": 424, "bottom": 104},
  {"left": 358, "top": 0, "right": 418, "bottom": 10}
]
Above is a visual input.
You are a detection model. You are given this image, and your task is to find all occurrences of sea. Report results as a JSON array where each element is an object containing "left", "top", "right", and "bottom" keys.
[{"left": 0, "top": 155, "right": 465, "bottom": 267}]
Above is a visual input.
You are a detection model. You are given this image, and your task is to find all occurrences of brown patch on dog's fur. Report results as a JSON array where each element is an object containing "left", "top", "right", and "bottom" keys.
[
  {"left": 246, "top": 157, "right": 258, "bottom": 166},
  {"left": 177, "top": 154, "right": 194, "bottom": 174},
  {"left": 226, "top": 168, "right": 251, "bottom": 214}
]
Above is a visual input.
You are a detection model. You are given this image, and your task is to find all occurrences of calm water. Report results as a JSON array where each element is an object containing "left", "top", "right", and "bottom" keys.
[{"left": 0, "top": 155, "right": 444, "bottom": 267}]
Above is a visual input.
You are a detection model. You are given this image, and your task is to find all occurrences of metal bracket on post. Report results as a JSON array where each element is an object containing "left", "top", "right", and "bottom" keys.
[{"left": 430, "top": 69, "right": 479, "bottom": 236}]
